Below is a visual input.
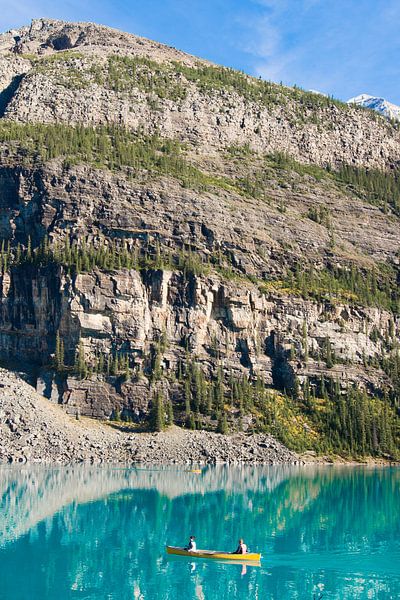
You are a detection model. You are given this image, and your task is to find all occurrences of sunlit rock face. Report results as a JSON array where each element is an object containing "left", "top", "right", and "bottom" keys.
[{"left": 0, "top": 19, "right": 399, "bottom": 429}]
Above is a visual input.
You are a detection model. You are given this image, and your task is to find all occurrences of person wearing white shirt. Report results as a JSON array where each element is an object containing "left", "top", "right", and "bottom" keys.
[
  {"left": 185, "top": 535, "right": 197, "bottom": 551},
  {"left": 233, "top": 538, "right": 247, "bottom": 554}
]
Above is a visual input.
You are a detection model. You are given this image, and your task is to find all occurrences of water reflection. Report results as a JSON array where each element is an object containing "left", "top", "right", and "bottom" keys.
[
  {"left": 0, "top": 465, "right": 399, "bottom": 599},
  {"left": 0, "top": 464, "right": 296, "bottom": 545}
]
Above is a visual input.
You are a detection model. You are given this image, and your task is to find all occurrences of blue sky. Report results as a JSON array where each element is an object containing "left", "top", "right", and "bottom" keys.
[{"left": 2, "top": 0, "right": 400, "bottom": 103}]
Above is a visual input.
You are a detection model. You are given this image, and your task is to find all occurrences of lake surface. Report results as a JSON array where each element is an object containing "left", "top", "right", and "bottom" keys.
[{"left": 0, "top": 465, "right": 399, "bottom": 599}]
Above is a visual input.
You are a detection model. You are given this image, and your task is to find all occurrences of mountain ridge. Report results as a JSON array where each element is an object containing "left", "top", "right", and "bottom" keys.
[
  {"left": 1, "top": 19, "right": 399, "bottom": 171},
  {"left": 347, "top": 93, "right": 400, "bottom": 121}
]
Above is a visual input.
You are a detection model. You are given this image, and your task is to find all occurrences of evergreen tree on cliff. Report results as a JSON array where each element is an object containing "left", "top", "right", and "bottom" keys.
[{"left": 150, "top": 391, "right": 165, "bottom": 431}]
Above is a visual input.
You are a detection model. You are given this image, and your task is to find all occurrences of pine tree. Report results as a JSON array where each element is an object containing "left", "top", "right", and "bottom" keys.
[
  {"left": 186, "top": 411, "right": 196, "bottom": 430},
  {"left": 123, "top": 355, "right": 131, "bottom": 380},
  {"left": 292, "top": 376, "right": 300, "bottom": 400},
  {"left": 217, "top": 411, "right": 228, "bottom": 434},
  {"left": 26, "top": 236, "right": 32, "bottom": 262},
  {"left": 149, "top": 391, "right": 165, "bottom": 431},
  {"left": 325, "top": 336, "right": 334, "bottom": 368},
  {"left": 152, "top": 345, "right": 162, "bottom": 381},
  {"left": 206, "top": 385, "right": 213, "bottom": 415},
  {"left": 214, "top": 366, "right": 225, "bottom": 412},
  {"left": 111, "top": 353, "right": 119, "bottom": 376},
  {"left": 184, "top": 378, "right": 191, "bottom": 416},
  {"left": 75, "top": 340, "right": 87, "bottom": 379},
  {"left": 106, "top": 354, "right": 111, "bottom": 377},
  {"left": 54, "top": 331, "right": 64, "bottom": 371},
  {"left": 166, "top": 396, "right": 174, "bottom": 425}
]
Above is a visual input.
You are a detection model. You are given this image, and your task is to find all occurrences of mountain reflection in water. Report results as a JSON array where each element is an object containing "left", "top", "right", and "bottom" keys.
[{"left": 0, "top": 465, "right": 399, "bottom": 599}]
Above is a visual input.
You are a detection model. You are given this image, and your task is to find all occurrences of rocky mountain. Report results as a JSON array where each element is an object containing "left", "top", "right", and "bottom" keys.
[
  {"left": 0, "top": 18, "right": 399, "bottom": 459},
  {"left": 347, "top": 93, "right": 400, "bottom": 121}
]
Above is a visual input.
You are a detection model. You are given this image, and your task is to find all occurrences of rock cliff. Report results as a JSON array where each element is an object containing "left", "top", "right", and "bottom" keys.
[{"left": 0, "top": 19, "right": 399, "bottom": 458}]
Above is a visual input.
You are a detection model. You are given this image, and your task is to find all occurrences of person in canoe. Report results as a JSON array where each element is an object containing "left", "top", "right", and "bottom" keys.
[
  {"left": 184, "top": 535, "right": 197, "bottom": 552},
  {"left": 233, "top": 538, "right": 247, "bottom": 554}
]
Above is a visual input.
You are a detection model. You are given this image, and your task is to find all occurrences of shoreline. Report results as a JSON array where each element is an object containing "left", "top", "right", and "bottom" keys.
[
  {"left": 2, "top": 416, "right": 398, "bottom": 467},
  {"left": 298, "top": 453, "right": 399, "bottom": 467},
  {"left": 1, "top": 453, "right": 398, "bottom": 467}
]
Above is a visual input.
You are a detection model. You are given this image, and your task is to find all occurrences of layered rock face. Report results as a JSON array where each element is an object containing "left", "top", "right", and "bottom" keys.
[
  {"left": 0, "top": 158, "right": 396, "bottom": 419},
  {"left": 1, "top": 19, "right": 400, "bottom": 169},
  {"left": 1, "top": 261, "right": 395, "bottom": 419},
  {"left": 0, "top": 19, "right": 399, "bottom": 452}
]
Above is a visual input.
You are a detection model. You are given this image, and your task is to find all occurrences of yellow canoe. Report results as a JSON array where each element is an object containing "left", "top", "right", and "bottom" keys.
[{"left": 166, "top": 546, "right": 261, "bottom": 562}]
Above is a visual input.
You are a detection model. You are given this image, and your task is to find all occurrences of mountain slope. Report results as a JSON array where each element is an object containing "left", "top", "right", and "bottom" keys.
[
  {"left": 0, "top": 19, "right": 399, "bottom": 460},
  {"left": 1, "top": 19, "right": 400, "bottom": 169}
]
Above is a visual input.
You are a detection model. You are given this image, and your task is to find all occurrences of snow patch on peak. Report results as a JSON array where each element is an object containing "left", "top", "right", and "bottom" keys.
[
  {"left": 347, "top": 93, "right": 400, "bottom": 121},
  {"left": 309, "top": 89, "right": 328, "bottom": 97},
  {"left": 348, "top": 93, "right": 375, "bottom": 103}
]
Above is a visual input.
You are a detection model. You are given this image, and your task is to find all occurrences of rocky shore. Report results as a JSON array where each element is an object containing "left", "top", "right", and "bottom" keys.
[{"left": 0, "top": 369, "right": 299, "bottom": 465}]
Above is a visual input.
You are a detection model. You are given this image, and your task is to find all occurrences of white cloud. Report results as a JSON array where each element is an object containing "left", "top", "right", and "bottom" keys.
[
  {"left": 238, "top": 0, "right": 330, "bottom": 91},
  {"left": 242, "top": 14, "right": 280, "bottom": 60},
  {"left": 238, "top": 1, "right": 290, "bottom": 82}
]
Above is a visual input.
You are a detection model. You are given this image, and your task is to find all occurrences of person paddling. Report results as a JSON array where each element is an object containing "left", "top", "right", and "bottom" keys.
[
  {"left": 233, "top": 538, "right": 247, "bottom": 554},
  {"left": 185, "top": 535, "right": 197, "bottom": 552}
]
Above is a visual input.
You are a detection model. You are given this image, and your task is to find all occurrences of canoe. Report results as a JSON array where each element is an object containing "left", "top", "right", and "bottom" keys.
[{"left": 166, "top": 546, "right": 261, "bottom": 562}]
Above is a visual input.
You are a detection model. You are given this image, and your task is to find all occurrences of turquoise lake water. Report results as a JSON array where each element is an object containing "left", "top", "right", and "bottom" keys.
[{"left": 0, "top": 465, "right": 399, "bottom": 599}]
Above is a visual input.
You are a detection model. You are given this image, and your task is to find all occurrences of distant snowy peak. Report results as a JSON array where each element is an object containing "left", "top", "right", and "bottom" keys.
[
  {"left": 347, "top": 94, "right": 400, "bottom": 121},
  {"left": 309, "top": 89, "right": 328, "bottom": 97}
]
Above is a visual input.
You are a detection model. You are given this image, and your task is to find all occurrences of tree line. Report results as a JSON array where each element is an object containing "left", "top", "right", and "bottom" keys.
[
  {"left": 0, "top": 235, "right": 211, "bottom": 278},
  {"left": 282, "top": 262, "right": 400, "bottom": 313},
  {"left": 149, "top": 361, "right": 398, "bottom": 458},
  {"left": 336, "top": 164, "right": 400, "bottom": 216}
]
